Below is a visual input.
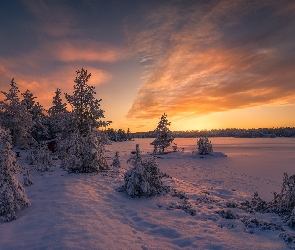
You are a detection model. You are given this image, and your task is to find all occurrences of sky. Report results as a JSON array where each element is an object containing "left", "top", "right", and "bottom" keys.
[{"left": 0, "top": 0, "right": 295, "bottom": 132}]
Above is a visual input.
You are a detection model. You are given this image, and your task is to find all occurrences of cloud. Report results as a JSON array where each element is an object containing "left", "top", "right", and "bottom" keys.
[
  {"left": 51, "top": 40, "right": 127, "bottom": 63},
  {"left": 126, "top": 1, "right": 295, "bottom": 121},
  {"left": 0, "top": 36, "right": 125, "bottom": 108},
  {"left": 22, "top": 0, "right": 79, "bottom": 38},
  {"left": 0, "top": 62, "right": 111, "bottom": 109}
]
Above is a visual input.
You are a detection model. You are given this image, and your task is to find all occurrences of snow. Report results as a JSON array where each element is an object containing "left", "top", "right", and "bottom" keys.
[{"left": 1, "top": 137, "right": 295, "bottom": 249}]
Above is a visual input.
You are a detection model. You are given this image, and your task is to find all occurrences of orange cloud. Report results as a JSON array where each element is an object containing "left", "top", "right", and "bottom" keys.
[
  {"left": 0, "top": 62, "right": 111, "bottom": 109},
  {"left": 126, "top": 1, "right": 295, "bottom": 122},
  {"left": 51, "top": 41, "right": 127, "bottom": 63}
]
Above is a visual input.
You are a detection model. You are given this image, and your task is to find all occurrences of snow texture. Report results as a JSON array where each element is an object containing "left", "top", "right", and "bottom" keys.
[{"left": 1, "top": 137, "right": 295, "bottom": 249}]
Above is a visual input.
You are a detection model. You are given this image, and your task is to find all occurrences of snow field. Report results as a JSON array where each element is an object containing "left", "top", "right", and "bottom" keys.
[{"left": 1, "top": 138, "right": 295, "bottom": 249}]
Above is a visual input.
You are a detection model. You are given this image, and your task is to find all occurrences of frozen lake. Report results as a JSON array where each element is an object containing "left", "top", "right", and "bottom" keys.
[{"left": 107, "top": 137, "right": 295, "bottom": 200}]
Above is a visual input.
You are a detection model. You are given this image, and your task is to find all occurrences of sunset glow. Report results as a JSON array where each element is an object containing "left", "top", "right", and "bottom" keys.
[{"left": 1, "top": 1, "right": 295, "bottom": 132}]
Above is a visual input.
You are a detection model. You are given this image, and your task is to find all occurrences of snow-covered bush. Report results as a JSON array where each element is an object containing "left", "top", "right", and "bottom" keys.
[
  {"left": 61, "top": 130, "right": 108, "bottom": 173},
  {"left": 271, "top": 173, "right": 295, "bottom": 215},
  {"left": 0, "top": 127, "right": 30, "bottom": 222},
  {"left": 217, "top": 209, "right": 238, "bottom": 219},
  {"left": 111, "top": 151, "right": 121, "bottom": 168},
  {"left": 23, "top": 169, "right": 33, "bottom": 187},
  {"left": 119, "top": 144, "right": 168, "bottom": 198},
  {"left": 151, "top": 113, "right": 174, "bottom": 154},
  {"left": 27, "top": 143, "right": 53, "bottom": 172},
  {"left": 230, "top": 174, "right": 295, "bottom": 230},
  {"left": 197, "top": 137, "right": 213, "bottom": 155},
  {"left": 287, "top": 208, "right": 295, "bottom": 228}
]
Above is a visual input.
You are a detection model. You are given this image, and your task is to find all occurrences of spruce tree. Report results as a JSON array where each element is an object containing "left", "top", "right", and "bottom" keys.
[
  {"left": 48, "top": 88, "right": 67, "bottom": 116},
  {"left": 61, "top": 130, "right": 108, "bottom": 173},
  {"left": 120, "top": 144, "right": 167, "bottom": 198},
  {"left": 21, "top": 89, "right": 36, "bottom": 111},
  {"left": 197, "top": 137, "right": 213, "bottom": 155},
  {"left": 27, "top": 143, "right": 53, "bottom": 172},
  {"left": 0, "top": 127, "right": 30, "bottom": 222},
  {"left": 65, "top": 68, "right": 105, "bottom": 135},
  {"left": 47, "top": 88, "right": 69, "bottom": 139},
  {"left": 21, "top": 89, "right": 49, "bottom": 142},
  {"left": 111, "top": 151, "right": 121, "bottom": 168},
  {"left": 57, "top": 69, "right": 110, "bottom": 173},
  {"left": 126, "top": 128, "right": 131, "bottom": 140},
  {"left": 151, "top": 113, "right": 174, "bottom": 154},
  {"left": 0, "top": 79, "right": 34, "bottom": 147}
]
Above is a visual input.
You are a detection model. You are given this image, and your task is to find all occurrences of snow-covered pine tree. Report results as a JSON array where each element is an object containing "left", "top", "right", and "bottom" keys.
[
  {"left": 197, "top": 137, "right": 213, "bottom": 155},
  {"left": 62, "top": 129, "right": 108, "bottom": 173},
  {"left": 27, "top": 143, "right": 53, "bottom": 172},
  {"left": 117, "top": 129, "right": 127, "bottom": 141},
  {"left": 21, "top": 89, "right": 50, "bottom": 142},
  {"left": 57, "top": 69, "right": 109, "bottom": 173},
  {"left": 270, "top": 173, "right": 295, "bottom": 216},
  {"left": 48, "top": 88, "right": 67, "bottom": 116},
  {"left": 47, "top": 88, "right": 69, "bottom": 139},
  {"left": 0, "top": 79, "right": 34, "bottom": 148},
  {"left": 126, "top": 128, "right": 131, "bottom": 140},
  {"left": 65, "top": 68, "right": 105, "bottom": 135},
  {"left": 111, "top": 151, "right": 121, "bottom": 168},
  {"left": 107, "top": 128, "right": 118, "bottom": 142},
  {"left": 0, "top": 127, "right": 30, "bottom": 222},
  {"left": 120, "top": 144, "right": 167, "bottom": 198},
  {"left": 127, "top": 144, "right": 142, "bottom": 167},
  {"left": 30, "top": 102, "right": 49, "bottom": 142},
  {"left": 21, "top": 89, "right": 36, "bottom": 111},
  {"left": 151, "top": 113, "right": 174, "bottom": 154}
]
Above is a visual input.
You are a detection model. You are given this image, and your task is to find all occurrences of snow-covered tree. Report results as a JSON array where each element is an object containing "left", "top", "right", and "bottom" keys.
[
  {"left": 65, "top": 68, "right": 105, "bottom": 135},
  {"left": 21, "top": 89, "right": 36, "bottom": 111},
  {"left": 21, "top": 89, "right": 49, "bottom": 142},
  {"left": 197, "top": 137, "right": 213, "bottom": 155},
  {"left": 126, "top": 128, "right": 132, "bottom": 140},
  {"left": 117, "top": 129, "right": 127, "bottom": 141},
  {"left": 48, "top": 88, "right": 67, "bottom": 116},
  {"left": 23, "top": 169, "right": 33, "bottom": 187},
  {"left": 56, "top": 69, "right": 109, "bottom": 174},
  {"left": 127, "top": 144, "right": 142, "bottom": 167},
  {"left": 47, "top": 88, "right": 69, "bottom": 139},
  {"left": 61, "top": 129, "right": 108, "bottom": 173},
  {"left": 31, "top": 102, "right": 49, "bottom": 142},
  {"left": 27, "top": 143, "right": 53, "bottom": 172},
  {"left": 111, "top": 151, "right": 121, "bottom": 168},
  {"left": 120, "top": 144, "right": 167, "bottom": 198},
  {"left": 0, "top": 127, "right": 30, "bottom": 222},
  {"left": 151, "top": 113, "right": 174, "bottom": 154},
  {"left": 0, "top": 79, "right": 34, "bottom": 148},
  {"left": 270, "top": 173, "right": 295, "bottom": 215}
]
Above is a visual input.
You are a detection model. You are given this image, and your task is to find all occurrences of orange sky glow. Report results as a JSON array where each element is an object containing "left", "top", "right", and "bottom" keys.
[{"left": 1, "top": 1, "right": 295, "bottom": 132}]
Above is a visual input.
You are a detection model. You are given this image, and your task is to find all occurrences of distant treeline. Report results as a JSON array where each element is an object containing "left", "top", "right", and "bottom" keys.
[{"left": 131, "top": 127, "right": 295, "bottom": 138}]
